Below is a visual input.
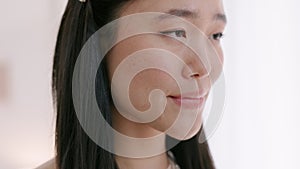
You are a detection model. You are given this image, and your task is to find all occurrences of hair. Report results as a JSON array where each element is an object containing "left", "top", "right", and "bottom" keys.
[{"left": 52, "top": 0, "right": 216, "bottom": 169}]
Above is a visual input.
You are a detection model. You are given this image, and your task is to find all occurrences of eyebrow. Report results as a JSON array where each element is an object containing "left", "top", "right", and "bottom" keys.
[{"left": 157, "top": 9, "right": 227, "bottom": 24}]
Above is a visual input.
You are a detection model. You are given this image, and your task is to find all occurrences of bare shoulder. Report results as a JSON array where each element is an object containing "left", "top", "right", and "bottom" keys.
[{"left": 35, "top": 158, "right": 56, "bottom": 169}]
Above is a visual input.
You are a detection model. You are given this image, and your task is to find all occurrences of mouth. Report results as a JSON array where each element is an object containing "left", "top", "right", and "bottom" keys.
[{"left": 167, "top": 93, "right": 207, "bottom": 110}]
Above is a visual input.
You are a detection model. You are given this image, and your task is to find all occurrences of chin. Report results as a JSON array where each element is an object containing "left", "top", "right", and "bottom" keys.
[
  {"left": 183, "top": 126, "right": 202, "bottom": 140},
  {"left": 167, "top": 122, "right": 202, "bottom": 141}
]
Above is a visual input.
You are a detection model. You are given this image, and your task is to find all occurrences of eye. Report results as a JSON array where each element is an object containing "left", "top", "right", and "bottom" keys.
[
  {"left": 210, "top": 32, "right": 224, "bottom": 41},
  {"left": 160, "top": 29, "right": 187, "bottom": 39}
]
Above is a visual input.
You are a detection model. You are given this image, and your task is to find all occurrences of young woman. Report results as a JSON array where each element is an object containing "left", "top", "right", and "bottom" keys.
[{"left": 38, "top": 0, "right": 226, "bottom": 168}]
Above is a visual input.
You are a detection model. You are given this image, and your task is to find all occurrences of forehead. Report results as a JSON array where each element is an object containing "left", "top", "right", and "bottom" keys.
[{"left": 120, "top": 0, "right": 225, "bottom": 19}]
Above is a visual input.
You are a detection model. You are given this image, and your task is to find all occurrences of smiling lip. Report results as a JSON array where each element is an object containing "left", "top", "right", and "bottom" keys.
[{"left": 168, "top": 93, "right": 206, "bottom": 109}]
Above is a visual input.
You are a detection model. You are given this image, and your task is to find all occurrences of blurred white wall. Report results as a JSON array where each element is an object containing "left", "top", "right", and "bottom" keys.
[
  {"left": 0, "top": 0, "right": 299, "bottom": 169},
  {"left": 0, "top": 0, "right": 67, "bottom": 168},
  {"left": 210, "top": 0, "right": 300, "bottom": 169}
]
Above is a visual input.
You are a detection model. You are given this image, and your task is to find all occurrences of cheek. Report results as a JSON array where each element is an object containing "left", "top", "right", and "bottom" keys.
[
  {"left": 208, "top": 43, "right": 224, "bottom": 84},
  {"left": 217, "top": 46, "right": 224, "bottom": 65},
  {"left": 129, "top": 69, "right": 177, "bottom": 111},
  {"left": 130, "top": 70, "right": 181, "bottom": 132}
]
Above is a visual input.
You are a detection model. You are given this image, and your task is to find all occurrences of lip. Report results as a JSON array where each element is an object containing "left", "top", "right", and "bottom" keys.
[{"left": 168, "top": 92, "right": 207, "bottom": 109}]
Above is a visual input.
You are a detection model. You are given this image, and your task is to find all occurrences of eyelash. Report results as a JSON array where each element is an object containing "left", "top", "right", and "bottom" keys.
[
  {"left": 160, "top": 29, "right": 187, "bottom": 39},
  {"left": 160, "top": 29, "right": 224, "bottom": 42},
  {"left": 210, "top": 32, "right": 224, "bottom": 41}
]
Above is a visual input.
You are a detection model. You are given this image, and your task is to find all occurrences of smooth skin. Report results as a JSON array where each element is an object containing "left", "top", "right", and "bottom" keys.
[{"left": 107, "top": 0, "right": 226, "bottom": 169}]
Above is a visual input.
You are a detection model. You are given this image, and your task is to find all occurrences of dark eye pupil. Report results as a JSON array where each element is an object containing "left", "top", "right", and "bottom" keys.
[
  {"left": 176, "top": 31, "right": 185, "bottom": 37},
  {"left": 213, "top": 33, "right": 222, "bottom": 40}
]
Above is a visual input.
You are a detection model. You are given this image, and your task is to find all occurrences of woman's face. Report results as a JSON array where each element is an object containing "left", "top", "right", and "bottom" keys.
[{"left": 106, "top": 0, "right": 226, "bottom": 140}]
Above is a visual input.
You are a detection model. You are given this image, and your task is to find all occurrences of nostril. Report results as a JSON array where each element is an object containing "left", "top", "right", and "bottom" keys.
[{"left": 190, "top": 73, "right": 200, "bottom": 78}]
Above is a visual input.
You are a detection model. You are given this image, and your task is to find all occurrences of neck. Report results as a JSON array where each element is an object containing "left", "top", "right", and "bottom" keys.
[
  {"left": 112, "top": 108, "right": 168, "bottom": 158},
  {"left": 112, "top": 107, "right": 170, "bottom": 169}
]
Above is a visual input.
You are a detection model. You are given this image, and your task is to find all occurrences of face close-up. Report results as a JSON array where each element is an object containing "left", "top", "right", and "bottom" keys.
[{"left": 106, "top": 0, "right": 226, "bottom": 140}]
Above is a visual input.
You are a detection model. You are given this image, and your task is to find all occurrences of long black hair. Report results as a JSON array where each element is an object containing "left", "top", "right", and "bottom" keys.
[{"left": 52, "top": 0, "right": 216, "bottom": 169}]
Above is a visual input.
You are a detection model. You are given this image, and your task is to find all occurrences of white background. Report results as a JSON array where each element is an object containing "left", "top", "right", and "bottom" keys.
[
  {"left": 211, "top": 0, "right": 300, "bottom": 169},
  {"left": 0, "top": 0, "right": 300, "bottom": 169}
]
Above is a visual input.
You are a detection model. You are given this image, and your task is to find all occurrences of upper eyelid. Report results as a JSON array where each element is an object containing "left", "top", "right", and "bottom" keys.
[
  {"left": 208, "top": 32, "right": 224, "bottom": 42},
  {"left": 159, "top": 28, "right": 224, "bottom": 41},
  {"left": 159, "top": 29, "right": 188, "bottom": 39},
  {"left": 212, "top": 32, "right": 224, "bottom": 38},
  {"left": 160, "top": 28, "right": 186, "bottom": 33}
]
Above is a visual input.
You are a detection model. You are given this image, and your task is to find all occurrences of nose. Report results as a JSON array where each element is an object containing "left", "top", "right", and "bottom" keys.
[
  {"left": 181, "top": 42, "right": 223, "bottom": 85},
  {"left": 181, "top": 51, "right": 210, "bottom": 80},
  {"left": 181, "top": 61, "right": 212, "bottom": 99},
  {"left": 181, "top": 48, "right": 214, "bottom": 95}
]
